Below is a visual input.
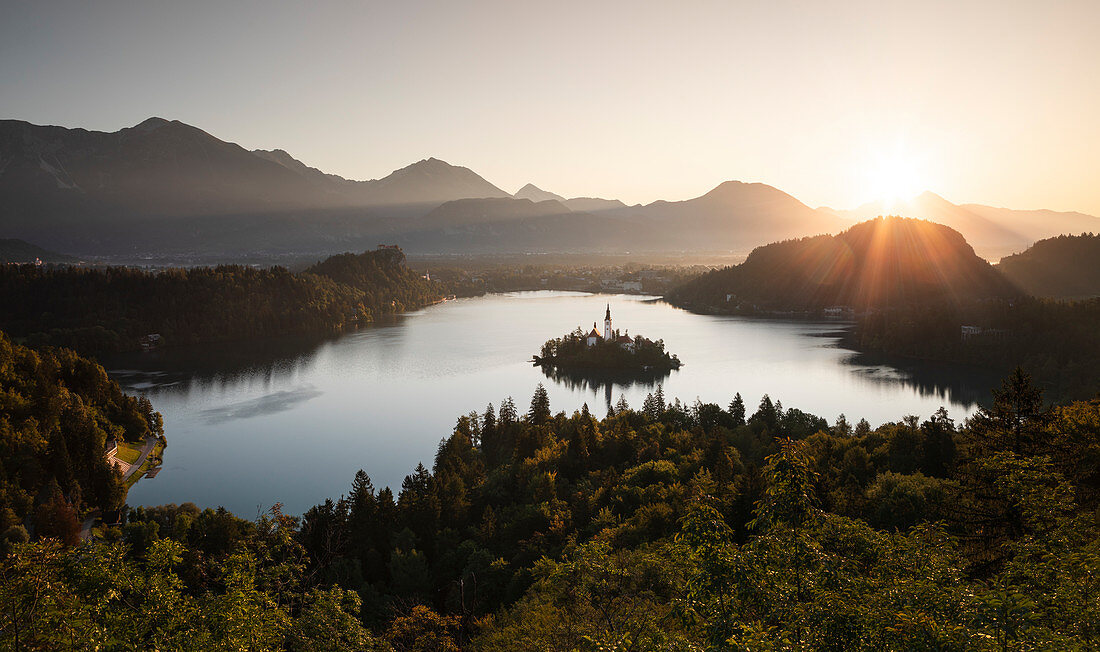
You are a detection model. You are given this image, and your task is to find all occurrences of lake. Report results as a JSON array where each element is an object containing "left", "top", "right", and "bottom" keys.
[{"left": 108, "top": 291, "right": 999, "bottom": 516}]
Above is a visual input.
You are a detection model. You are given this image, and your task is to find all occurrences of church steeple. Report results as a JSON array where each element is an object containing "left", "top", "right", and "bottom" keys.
[{"left": 604, "top": 304, "right": 612, "bottom": 341}]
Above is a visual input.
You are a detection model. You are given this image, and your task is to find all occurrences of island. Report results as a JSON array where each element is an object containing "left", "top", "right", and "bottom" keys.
[{"left": 533, "top": 304, "right": 682, "bottom": 377}]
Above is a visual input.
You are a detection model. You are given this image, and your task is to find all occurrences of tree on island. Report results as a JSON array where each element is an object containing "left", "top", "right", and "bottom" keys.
[{"left": 534, "top": 327, "right": 681, "bottom": 376}]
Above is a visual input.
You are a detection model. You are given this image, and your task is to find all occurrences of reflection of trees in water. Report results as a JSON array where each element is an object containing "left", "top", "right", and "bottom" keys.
[
  {"left": 103, "top": 334, "right": 338, "bottom": 395},
  {"left": 539, "top": 364, "right": 676, "bottom": 410},
  {"left": 841, "top": 350, "right": 1001, "bottom": 410}
]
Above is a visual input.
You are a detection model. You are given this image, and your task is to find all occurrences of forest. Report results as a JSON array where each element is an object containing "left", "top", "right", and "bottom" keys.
[
  {"left": 854, "top": 296, "right": 1100, "bottom": 401},
  {"left": 0, "top": 332, "right": 163, "bottom": 546},
  {"left": 0, "top": 247, "right": 441, "bottom": 355},
  {"left": 6, "top": 366, "right": 1100, "bottom": 650},
  {"left": 996, "top": 233, "right": 1100, "bottom": 298}
]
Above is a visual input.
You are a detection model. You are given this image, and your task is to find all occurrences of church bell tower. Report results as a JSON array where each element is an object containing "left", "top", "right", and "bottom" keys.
[{"left": 604, "top": 304, "right": 612, "bottom": 341}]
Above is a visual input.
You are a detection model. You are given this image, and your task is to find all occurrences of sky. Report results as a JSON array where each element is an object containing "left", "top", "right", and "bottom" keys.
[{"left": 2, "top": 0, "right": 1098, "bottom": 214}]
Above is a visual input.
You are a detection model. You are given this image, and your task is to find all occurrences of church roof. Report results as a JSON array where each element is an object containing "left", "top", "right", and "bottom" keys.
[{"left": 587, "top": 322, "right": 601, "bottom": 338}]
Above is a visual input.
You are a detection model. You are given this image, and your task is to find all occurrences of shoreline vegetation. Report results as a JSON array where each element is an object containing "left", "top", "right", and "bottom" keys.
[
  {"left": 0, "top": 246, "right": 443, "bottom": 356},
  {"left": 532, "top": 329, "right": 682, "bottom": 376}
]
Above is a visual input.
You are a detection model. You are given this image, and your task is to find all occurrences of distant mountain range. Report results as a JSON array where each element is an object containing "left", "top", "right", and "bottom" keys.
[{"left": 1, "top": 117, "right": 1095, "bottom": 259}]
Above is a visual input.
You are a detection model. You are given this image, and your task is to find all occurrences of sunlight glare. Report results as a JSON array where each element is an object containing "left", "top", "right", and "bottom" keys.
[{"left": 860, "top": 145, "right": 926, "bottom": 210}]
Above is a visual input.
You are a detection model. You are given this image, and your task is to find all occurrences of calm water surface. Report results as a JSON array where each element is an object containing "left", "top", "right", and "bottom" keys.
[{"left": 109, "top": 292, "right": 997, "bottom": 516}]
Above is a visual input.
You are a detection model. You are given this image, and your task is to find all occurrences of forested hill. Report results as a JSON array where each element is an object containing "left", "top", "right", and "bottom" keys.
[
  {"left": 0, "top": 238, "right": 73, "bottom": 263},
  {"left": 996, "top": 233, "right": 1100, "bottom": 298},
  {"left": 305, "top": 246, "right": 438, "bottom": 310},
  {"left": 668, "top": 216, "right": 1019, "bottom": 311},
  {"left": 0, "top": 332, "right": 163, "bottom": 543},
  {"left": 0, "top": 247, "right": 442, "bottom": 355}
]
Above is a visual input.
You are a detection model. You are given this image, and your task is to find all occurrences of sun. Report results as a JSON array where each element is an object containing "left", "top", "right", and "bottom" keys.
[{"left": 859, "top": 146, "right": 926, "bottom": 209}]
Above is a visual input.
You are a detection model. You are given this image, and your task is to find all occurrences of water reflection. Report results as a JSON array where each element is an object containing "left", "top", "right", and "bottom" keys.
[
  {"left": 198, "top": 386, "right": 324, "bottom": 424},
  {"left": 107, "top": 291, "right": 999, "bottom": 516},
  {"left": 537, "top": 364, "right": 676, "bottom": 410}
]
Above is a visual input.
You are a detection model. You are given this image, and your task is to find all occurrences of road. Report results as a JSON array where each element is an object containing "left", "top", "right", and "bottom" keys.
[
  {"left": 122, "top": 437, "right": 158, "bottom": 481},
  {"left": 80, "top": 437, "right": 159, "bottom": 541}
]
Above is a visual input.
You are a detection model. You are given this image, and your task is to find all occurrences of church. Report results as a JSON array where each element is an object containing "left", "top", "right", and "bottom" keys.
[{"left": 585, "top": 304, "right": 635, "bottom": 351}]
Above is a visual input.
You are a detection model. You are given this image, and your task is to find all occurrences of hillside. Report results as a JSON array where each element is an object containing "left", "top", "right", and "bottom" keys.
[
  {"left": 0, "top": 238, "right": 73, "bottom": 263},
  {"left": 668, "top": 216, "right": 1019, "bottom": 311},
  {"left": 0, "top": 332, "right": 163, "bottom": 539},
  {"left": 996, "top": 233, "right": 1100, "bottom": 298}
]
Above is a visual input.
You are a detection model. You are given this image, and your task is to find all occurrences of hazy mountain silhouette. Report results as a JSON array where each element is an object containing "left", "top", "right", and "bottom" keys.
[
  {"left": 0, "top": 118, "right": 508, "bottom": 254},
  {"left": 614, "top": 180, "right": 847, "bottom": 250},
  {"left": 562, "top": 197, "right": 627, "bottom": 212},
  {"left": 417, "top": 197, "right": 570, "bottom": 228},
  {"left": 514, "top": 183, "right": 566, "bottom": 203},
  {"left": 669, "top": 217, "right": 1019, "bottom": 310},
  {"left": 513, "top": 184, "right": 626, "bottom": 213}
]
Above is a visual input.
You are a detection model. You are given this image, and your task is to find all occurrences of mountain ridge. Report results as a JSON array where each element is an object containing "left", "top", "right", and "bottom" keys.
[{"left": 1, "top": 117, "right": 1095, "bottom": 258}]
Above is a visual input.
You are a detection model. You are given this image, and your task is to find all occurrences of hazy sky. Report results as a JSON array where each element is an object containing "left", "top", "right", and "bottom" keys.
[{"left": 2, "top": 1, "right": 1098, "bottom": 213}]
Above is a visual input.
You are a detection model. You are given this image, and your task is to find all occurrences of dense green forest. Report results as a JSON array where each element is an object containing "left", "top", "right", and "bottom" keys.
[
  {"left": 0, "top": 247, "right": 441, "bottom": 355},
  {"left": 854, "top": 296, "right": 1100, "bottom": 401},
  {"left": 996, "top": 233, "right": 1100, "bottom": 298},
  {"left": 668, "top": 217, "right": 1018, "bottom": 312},
  {"left": 7, "top": 369, "right": 1100, "bottom": 649},
  {"left": 0, "top": 332, "right": 163, "bottom": 544}
]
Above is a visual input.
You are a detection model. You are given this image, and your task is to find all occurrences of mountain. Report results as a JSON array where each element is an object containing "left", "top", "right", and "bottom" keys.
[
  {"left": 514, "top": 183, "right": 566, "bottom": 203},
  {"left": 996, "top": 234, "right": 1100, "bottom": 299},
  {"left": 416, "top": 197, "right": 570, "bottom": 229},
  {"left": 513, "top": 185, "right": 626, "bottom": 213},
  {"left": 617, "top": 180, "right": 847, "bottom": 251},
  {"left": 962, "top": 204, "right": 1100, "bottom": 244},
  {"left": 251, "top": 148, "right": 350, "bottom": 185},
  {"left": 362, "top": 157, "right": 508, "bottom": 207},
  {"left": 832, "top": 192, "right": 1100, "bottom": 260},
  {"left": 668, "top": 217, "right": 1019, "bottom": 311},
  {"left": 562, "top": 197, "right": 626, "bottom": 212},
  {"left": 0, "top": 238, "right": 73, "bottom": 263},
  {"left": 0, "top": 118, "right": 508, "bottom": 255}
]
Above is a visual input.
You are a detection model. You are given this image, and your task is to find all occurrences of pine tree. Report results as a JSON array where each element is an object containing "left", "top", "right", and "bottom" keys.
[
  {"left": 528, "top": 384, "right": 551, "bottom": 425},
  {"left": 499, "top": 397, "right": 518, "bottom": 425},
  {"left": 728, "top": 392, "right": 746, "bottom": 427}
]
